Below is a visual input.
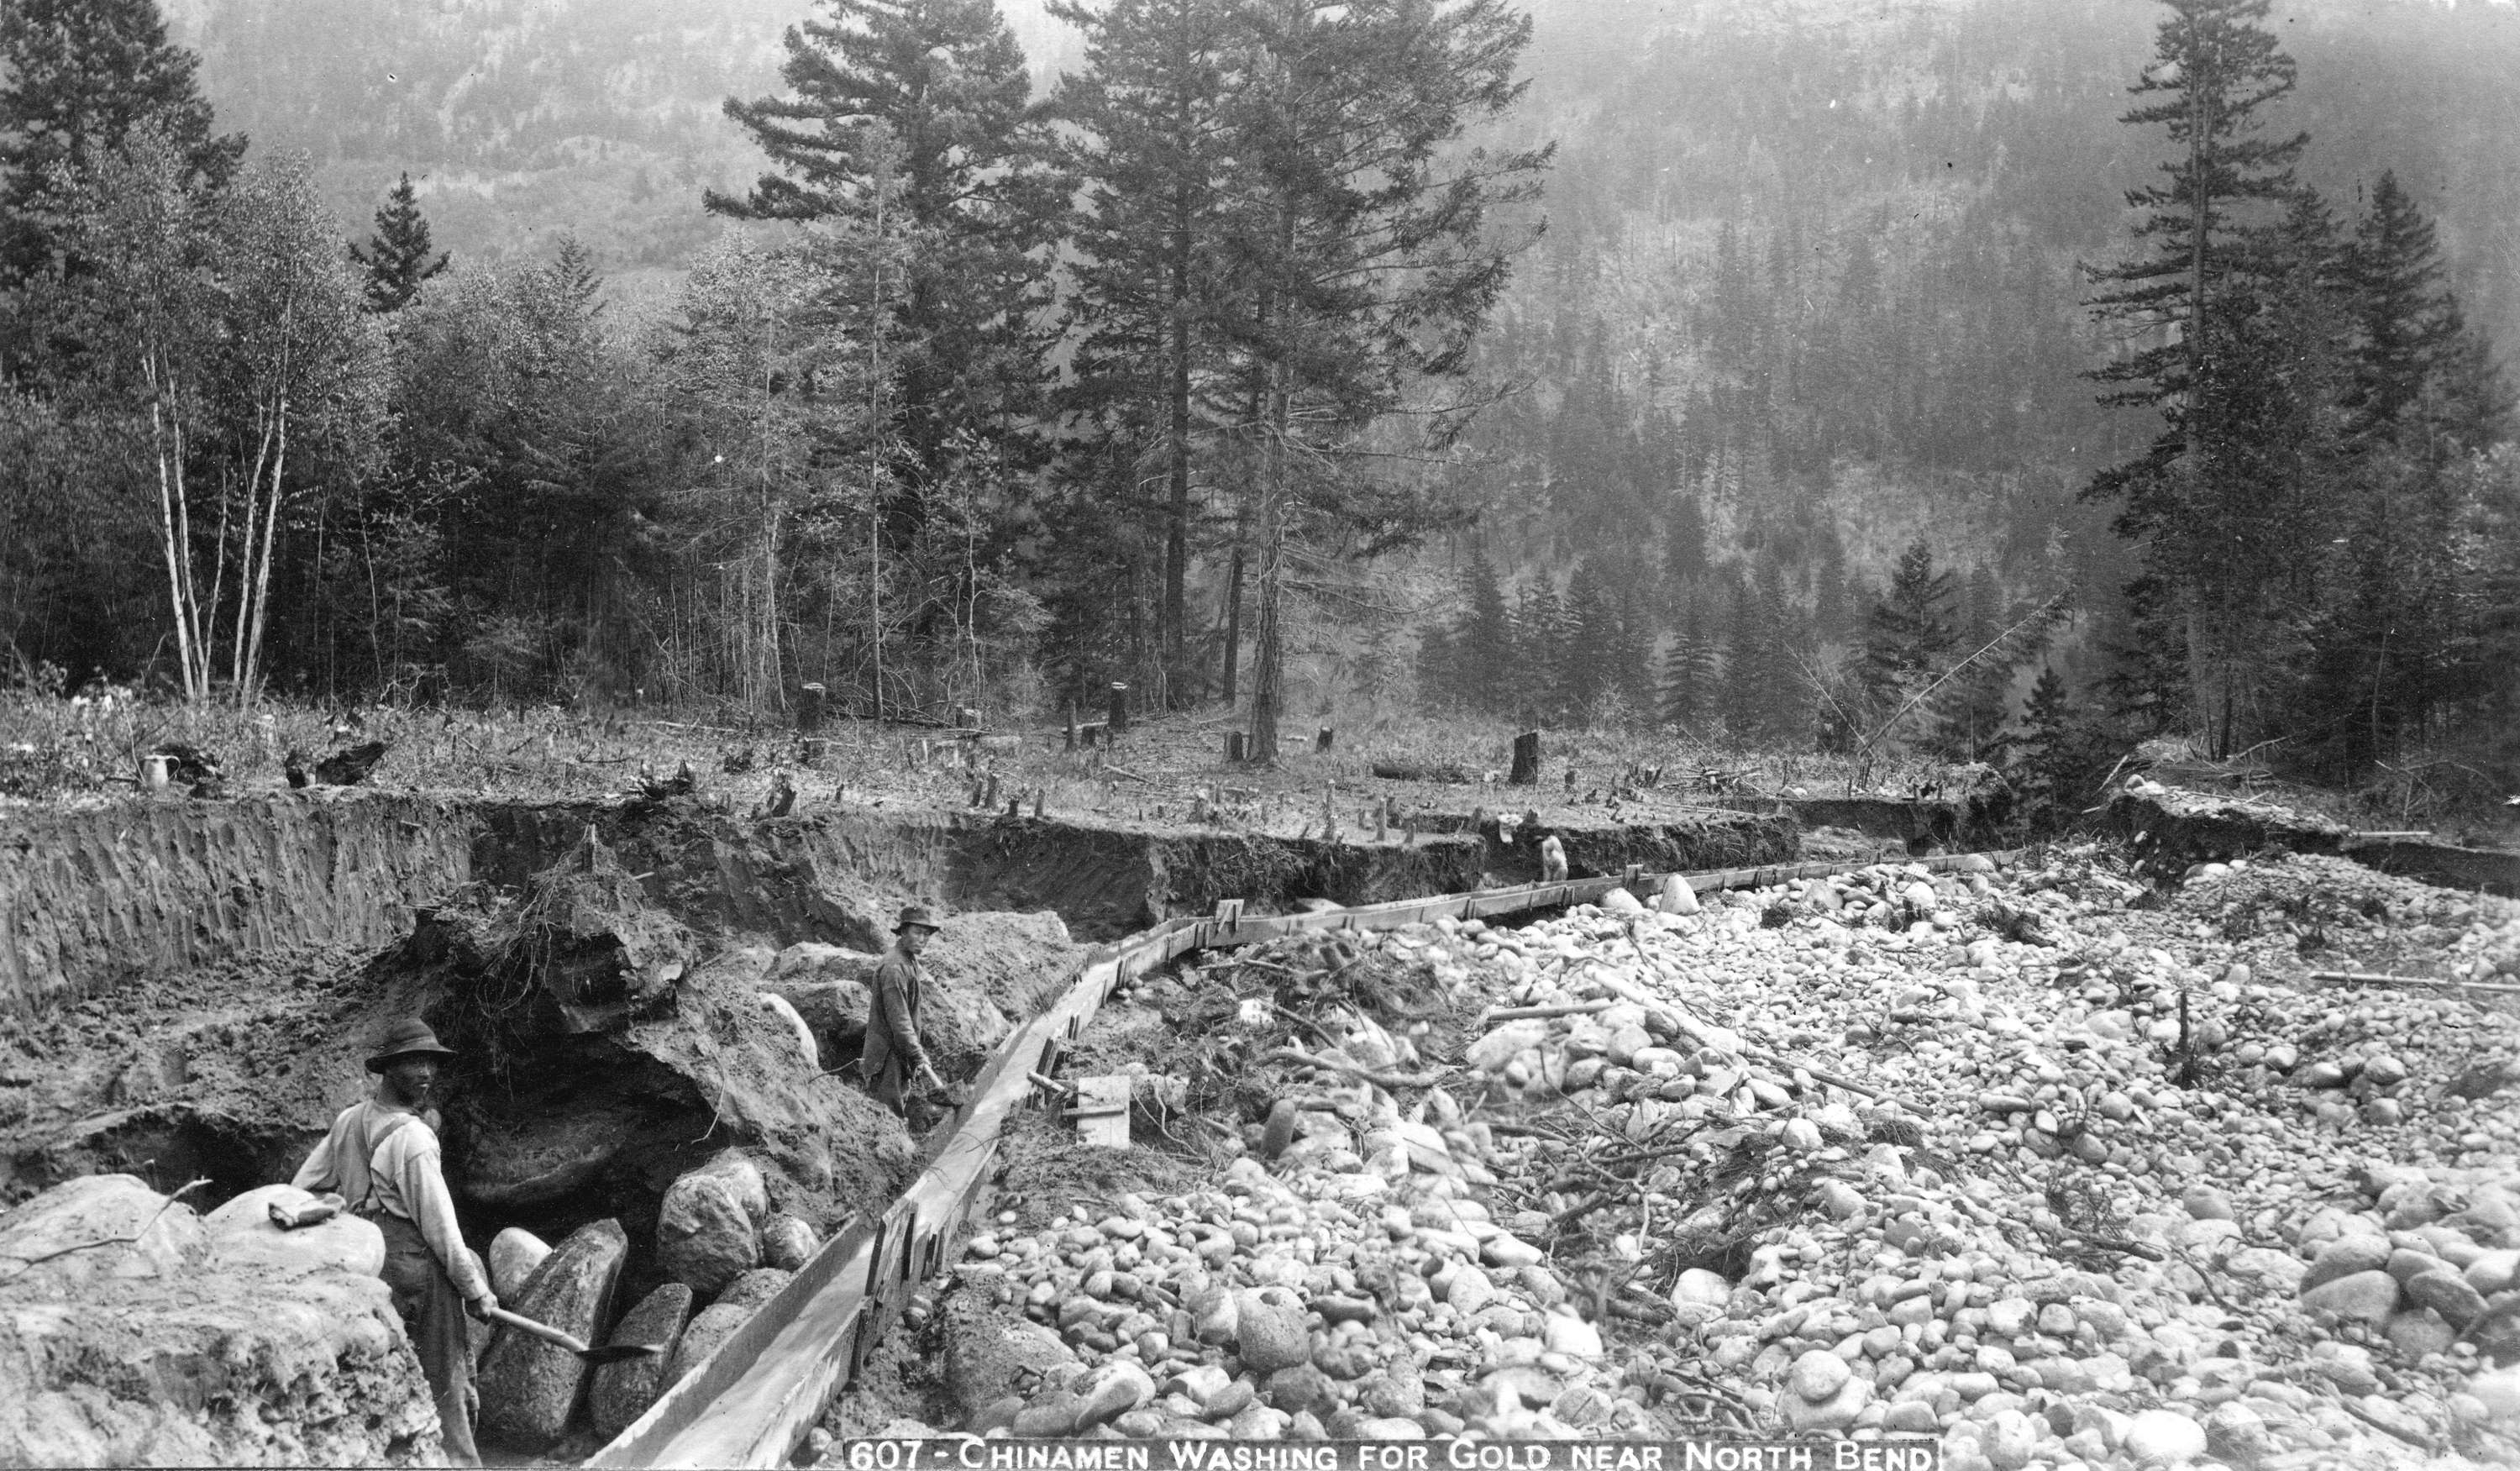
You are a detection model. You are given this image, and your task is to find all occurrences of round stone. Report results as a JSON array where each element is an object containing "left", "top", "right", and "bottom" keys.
[
  {"left": 1788, "top": 1348, "right": 1851, "bottom": 1403},
  {"left": 2124, "top": 1408, "right": 2208, "bottom": 1465},
  {"left": 2300, "top": 1269, "right": 2400, "bottom": 1326},
  {"left": 1982, "top": 1408, "right": 2038, "bottom": 1471}
]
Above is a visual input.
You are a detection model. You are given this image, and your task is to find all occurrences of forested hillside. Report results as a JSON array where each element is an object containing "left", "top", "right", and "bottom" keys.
[{"left": 3, "top": 0, "right": 2515, "bottom": 802}]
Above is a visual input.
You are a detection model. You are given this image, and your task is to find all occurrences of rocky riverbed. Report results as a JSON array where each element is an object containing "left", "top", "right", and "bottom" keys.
[{"left": 831, "top": 845, "right": 2520, "bottom": 1469}]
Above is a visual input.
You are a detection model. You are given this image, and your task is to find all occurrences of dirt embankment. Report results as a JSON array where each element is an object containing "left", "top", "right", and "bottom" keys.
[
  {"left": 1, "top": 791, "right": 1574, "bottom": 1023},
  {"left": 2107, "top": 784, "right": 2520, "bottom": 898},
  {"left": 0, "top": 793, "right": 476, "bottom": 1017},
  {"left": 473, "top": 801, "right": 1572, "bottom": 943}
]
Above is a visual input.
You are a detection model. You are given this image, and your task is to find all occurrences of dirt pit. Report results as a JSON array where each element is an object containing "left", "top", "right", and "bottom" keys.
[
  {"left": 0, "top": 797, "right": 1111, "bottom": 1463},
  {"left": 3, "top": 775, "right": 1743, "bottom": 1463}
]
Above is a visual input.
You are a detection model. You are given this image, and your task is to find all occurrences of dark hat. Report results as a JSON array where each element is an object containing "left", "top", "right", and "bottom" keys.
[
  {"left": 895, "top": 904, "right": 942, "bottom": 933},
  {"left": 365, "top": 1018, "right": 457, "bottom": 1073}
]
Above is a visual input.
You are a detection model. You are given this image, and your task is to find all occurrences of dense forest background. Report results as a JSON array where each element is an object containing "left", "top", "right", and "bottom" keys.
[{"left": 3, "top": 0, "right": 2516, "bottom": 798}]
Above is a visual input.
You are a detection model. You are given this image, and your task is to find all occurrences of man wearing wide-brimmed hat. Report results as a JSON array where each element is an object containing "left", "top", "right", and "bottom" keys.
[
  {"left": 861, "top": 905, "right": 949, "bottom": 1116},
  {"left": 293, "top": 1019, "right": 497, "bottom": 1465}
]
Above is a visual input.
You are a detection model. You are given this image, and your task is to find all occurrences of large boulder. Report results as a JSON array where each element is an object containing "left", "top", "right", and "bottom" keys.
[
  {"left": 488, "top": 1227, "right": 552, "bottom": 1301},
  {"left": 476, "top": 1217, "right": 629, "bottom": 1453},
  {"left": 758, "top": 992, "right": 820, "bottom": 1071},
  {"left": 202, "top": 1185, "right": 386, "bottom": 1279},
  {"left": 1234, "top": 1287, "right": 1312, "bottom": 1374},
  {"left": 767, "top": 914, "right": 1075, "bottom": 1069},
  {"left": 942, "top": 1296, "right": 1077, "bottom": 1421},
  {"left": 589, "top": 1282, "right": 696, "bottom": 1442},
  {"left": 656, "top": 1155, "right": 766, "bottom": 1296},
  {"left": 0, "top": 1178, "right": 436, "bottom": 1466},
  {"left": 693, "top": 1151, "right": 770, "bottom": 1226},
  {"left": 0, "top": 1174, "right": 211, "bottom": 1290},
  {"left": 762, "top": 1213, "right": 819, "bottom": 1271},
  {"left": 767, "top": 946, "right": 879, "bottom": 1063},
  {"left": 664, "top": 1269, "right": 793, "bottom": 1385}
]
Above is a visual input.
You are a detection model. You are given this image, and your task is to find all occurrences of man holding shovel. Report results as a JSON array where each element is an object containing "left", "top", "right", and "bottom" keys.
[
  {"left": 862, "top": 905, "right": 953, "bottom": 1117},
  {"left": 293, "top": 1019, "right": 496, "bottom": 1466}
]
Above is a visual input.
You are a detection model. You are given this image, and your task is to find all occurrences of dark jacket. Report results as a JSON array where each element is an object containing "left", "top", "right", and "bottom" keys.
[{"left": 860, "top": 943, "right": 931, "bottom": 1094}]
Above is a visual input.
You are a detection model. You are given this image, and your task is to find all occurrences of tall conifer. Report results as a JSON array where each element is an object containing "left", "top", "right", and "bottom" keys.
[
  {"left": 711, "top": 0, "right": 1066, "bottom": 490},
  {"left": 1052, "top": 0, "right": 1239, "bottom": 707},
  {"left": 347, "top": 173, "right": 449, "bottom": 313},
  {"left": 2083, "top": 0, "right": 2311, "bottom": 751},
  {"left": 0, "top": 0, "right": 244, "bottom": 286}
]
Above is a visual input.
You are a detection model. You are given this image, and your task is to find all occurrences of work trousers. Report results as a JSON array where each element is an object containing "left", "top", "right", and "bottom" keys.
[
  {"left": 371, "top": 1212, "right": 480, "bottom": 1467},
  {"left": 866, "top": 1053, "right": 908, "bottom": 1116}
]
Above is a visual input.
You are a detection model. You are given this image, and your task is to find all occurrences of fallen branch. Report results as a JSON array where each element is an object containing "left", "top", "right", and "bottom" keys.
[
  {"left": 1103, "top": 764, "right": 1157, "bottom": 785},
  {"left": 2339, "top": 1398, "right": 2437, "bottom": 1451},
  {"left": 1261, "top": 1047, "right": 1446, "bottom": 1090},
  {"left": 1741, "top": 1049, "right": 1888, "bottom": 1102},
  {"left": 1483, "top": 1001, "right": 1616, "bottom": 1022},
  {"left": 2312, "top": 970, "right": 2520, "bottom": 996}
]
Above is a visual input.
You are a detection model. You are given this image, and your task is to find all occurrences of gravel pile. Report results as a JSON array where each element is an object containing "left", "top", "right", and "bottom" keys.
[{"left": 866, "top": 844, "right": 2520, "bottom": 1468}]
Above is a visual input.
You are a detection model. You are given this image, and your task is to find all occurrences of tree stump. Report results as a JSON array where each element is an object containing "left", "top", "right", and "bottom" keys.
[
  {"left": 1065, "top": 702, "right": 1079, "bottom": 752},
  {"left": 1509, "top": 731, "right": 1541, "bottom": 785},
  {"left": 1315, "top": 727, "right": 1335, "bottom": 753},
  {"left": 1108, "top": 681, "right": 1129, "bottom": 736},
  {"left": 796, "top": 682, "right": 825, "bottom": 734},
  {"left": 955, "top": 706, "right": 981, "bottom": 730},
  {"left": 1226, "top": 732, "right": 1248, "bottom": 764}
]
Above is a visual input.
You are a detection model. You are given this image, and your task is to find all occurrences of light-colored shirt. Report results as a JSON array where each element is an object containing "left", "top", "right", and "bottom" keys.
[{"left": 293, "top": 1098, "right": 491, "bottom": 1301}]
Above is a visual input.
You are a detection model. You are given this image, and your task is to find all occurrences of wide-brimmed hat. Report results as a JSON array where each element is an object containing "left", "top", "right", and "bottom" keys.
[
  {"left": 366, "top": 1018, "right": 458, "bottom": 1073},
  {"left": 895, "top": 904, "right": 942, "bottom": 933}
]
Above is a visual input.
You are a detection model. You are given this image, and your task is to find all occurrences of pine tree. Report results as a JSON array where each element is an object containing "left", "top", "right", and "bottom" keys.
[
  {"left": 1564, "top": 558, "right": 1621, "bottom": 717},
  {"left": 1052, "top": 0, "right": 1240, "bottom": 707},
  {"left": 2082, "top": 0, "right": 2311, "bottom": 751},
  {"left": 1456, "top": 544, "right": 1513, "bottom": 712},
  {"left": 1719, "top": 563, "right": 1803, "bottom": 746},
  {"left": 1512, "top": 579, "right": 1570, "bottom": 723},
  {"left": 2016, "top": 664, "right": 2108, "bottom": 819},
  {"left": 1221, "top": 0, "right": 1548, "bottom": 759},
  {"left": 711, "top": 0, "right": 1067, "bottom": 492},
  {"left": 2339, "top": 173, "right": 2450, "bottom": 446},
  {"left": 1659, "top": 589, "right": 1718, "bottom": 733},
  {"left": 347, "top": 172, "right": 449, "bottom": 313},
  {"left": 1415, "top": 622, "right": 1460, "bottom": 711},
  {"left": 1661, "top": 492, "right": 1708, "bottom": 596},
  {"left": 1853, "top": 541, "right": 1957, "bottom": 718},
  {"left": 1927, "top": 566, "right": 2029, "bottom": 764},
  {"left": 0, "top": 0, "right": 244, "bottom": 286},
  {"left": 2338, "top": 174, "right": 2510, "bottom": 460},
  {"left": 549, "top": 234, "right": 604, "bottom": 321}
]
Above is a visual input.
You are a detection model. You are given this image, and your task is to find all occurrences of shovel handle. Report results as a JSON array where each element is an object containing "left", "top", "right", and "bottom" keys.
[{"left": 483, "top": 1304, "right": 593, "bottom": 1356}]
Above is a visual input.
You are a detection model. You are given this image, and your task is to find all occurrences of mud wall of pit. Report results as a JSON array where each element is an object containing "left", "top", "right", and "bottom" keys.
[
  {"left": 471, "top": 803, "right": 1499, "bottom": 943},
  {"left": 0, "top": 794, "right": 477, "bottom": 1018},
  {"left": 0, "top": 793, "right": 1801, "bottom": 1021},
  {"left": 1473, "top": 811, "right": 1798, "bottom": 882},
  {"left": 2344, "top": 840, "right": 2520, "bottom": 899}
]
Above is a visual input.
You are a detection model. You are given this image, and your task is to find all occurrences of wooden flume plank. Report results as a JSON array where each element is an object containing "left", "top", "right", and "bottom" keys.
[{"left": 588, "top": 847, "right": 2013, "bottom": 1468}]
